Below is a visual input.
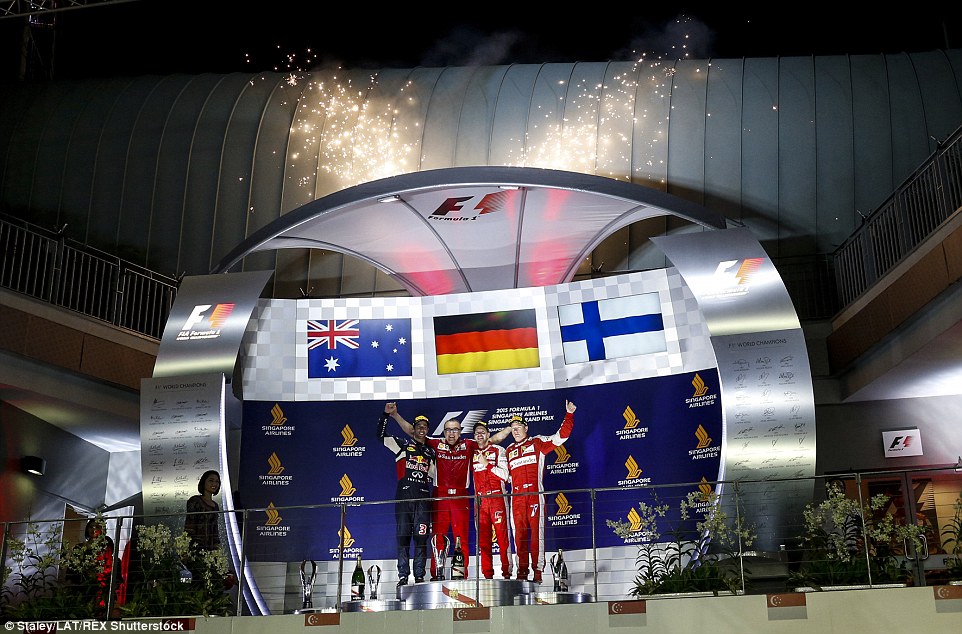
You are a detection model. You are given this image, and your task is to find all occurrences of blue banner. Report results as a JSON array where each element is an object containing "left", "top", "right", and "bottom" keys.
[{"left": 239, "top": 369, "right": 722, "bottom": 561}]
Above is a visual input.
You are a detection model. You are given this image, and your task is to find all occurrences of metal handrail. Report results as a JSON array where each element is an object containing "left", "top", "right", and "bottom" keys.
[
  {"left": 832, "top": 123, "right": 962, "bottom": 309},
  {"left": 0, "top": 213, "right": 179, "bottom": 340}
]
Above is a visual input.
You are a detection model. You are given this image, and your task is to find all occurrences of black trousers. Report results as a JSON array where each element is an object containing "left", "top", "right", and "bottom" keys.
[{"left": 395, "top": 484, "right": 431, "bottom": 580}]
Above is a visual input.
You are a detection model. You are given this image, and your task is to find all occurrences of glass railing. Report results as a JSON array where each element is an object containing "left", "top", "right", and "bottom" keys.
[{"left": 3, "top": 468, "right": 959, "bottom": 619}]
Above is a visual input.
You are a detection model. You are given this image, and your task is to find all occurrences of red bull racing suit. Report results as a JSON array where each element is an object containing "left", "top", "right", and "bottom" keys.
[{"left": 379, "top": 413, "right": 436, "bottom": 583}]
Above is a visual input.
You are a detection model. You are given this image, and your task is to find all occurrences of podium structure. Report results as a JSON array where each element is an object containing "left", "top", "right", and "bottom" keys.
[{"left": 146, "top": 167, "right": 815, "bottom": 614}]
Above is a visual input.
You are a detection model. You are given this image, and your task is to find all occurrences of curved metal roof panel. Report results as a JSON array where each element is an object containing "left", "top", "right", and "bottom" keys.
[{"left": 213, "top": 166, "right": 728, "bottom": 295}]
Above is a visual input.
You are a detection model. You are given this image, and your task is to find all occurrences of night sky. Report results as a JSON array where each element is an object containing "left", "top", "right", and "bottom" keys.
[{"left": 0, "top": 3, "right": 958, "bottom": 81}]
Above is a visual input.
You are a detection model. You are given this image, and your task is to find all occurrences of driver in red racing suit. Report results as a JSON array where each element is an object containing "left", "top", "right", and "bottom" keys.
[
  {"left": 505, "top": 400, "right": 575, "bottom": 583},
  {"left": 472, "top": 420, "right": 512, "bottom": 579}
]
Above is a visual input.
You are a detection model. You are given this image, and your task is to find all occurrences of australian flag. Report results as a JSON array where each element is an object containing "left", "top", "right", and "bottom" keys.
[{"left": 307, "top": 318, "right": 413, "bottom": 378}]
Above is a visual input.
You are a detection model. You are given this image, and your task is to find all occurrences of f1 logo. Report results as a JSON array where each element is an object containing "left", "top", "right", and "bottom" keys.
[
  {"left": 430, "top": 192, "right": 510, "bottom": 219},
  {"left": 713, "top": 258, "right": 763, "bottom": 286},
  {"left": 181, "top": 303, "right": 235, "bottom": 330},
  {"left": 889, "top": 435, "right": 913, "bottom": 449},
  {"left": 182, "top": 305, "right": 212, "bottom": 330},
  {"left": 431, "top": 196, "right": 473, "bottom": 216}
]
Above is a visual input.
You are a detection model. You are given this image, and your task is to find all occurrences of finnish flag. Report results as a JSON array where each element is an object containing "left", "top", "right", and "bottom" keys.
[{"left": 558, "top": 293, "right": 667, "bottom": 363}]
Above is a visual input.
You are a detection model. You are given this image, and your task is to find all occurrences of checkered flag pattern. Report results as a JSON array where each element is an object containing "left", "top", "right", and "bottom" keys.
[{"left": 240, "top": 269, "right": 716, "bottom": 402}]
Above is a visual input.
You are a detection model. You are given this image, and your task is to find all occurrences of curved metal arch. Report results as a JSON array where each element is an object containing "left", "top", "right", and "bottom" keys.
[{"left": 212, "top": 166, "right": 728, "bottom": 295}]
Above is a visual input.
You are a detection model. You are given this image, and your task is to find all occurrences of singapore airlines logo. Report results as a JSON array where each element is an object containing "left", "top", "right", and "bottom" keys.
[
  {"left": 692, "top": 374, "right": 709, "bottom": 397},
  {"left": 617, "top": 456, "right": 651, "bottom": 487},
  {"left": 624, "top": 456, "right": 643, "bottom": 480},
  {"left": 549, "top": 491, "right": 581, "bottom": 526},
  {"left": 267, "top": 452, "right": 285, "bottom": 475},
  {"left": 257, "top": 502, "right": 289, "bottom": 537},
  {"left": 334, "top": 424, "right": 366, "bottom": 458},
  {"left": 262, "top": 404, "right": 294, "bottom": 436},
  {"left": 338, "top": 525, "right": 356, "bottom": 548},
  {"left": 698, "top": 478, "right": 713, "bottom": 501},
  {"left": 260, "top": 453, "right": 293, "bottom": 486},
  {"left": 627, "top": 507, "right": 643, "bottom": 532},
  {"left": 553, "top": 445, "right": 572, "bottom": 464},
  {"left": 176, "top": 303, "right": 235, "bottom": 340},
  {"left": 686, "top": 375, "right": 717, "bottom": 408},
  {"left": 623, "top": 406, "right": 640, "bottom": 429},
  {"left": 547, "top": 443, "right": 579, "bottom": 475},
  {"left": 264, "top": 503, "right": 282, "bottom": 526},
  {"left": 339, "top": 474, "right": 357, "bottom": 496},
  {"left": 616, "top": 406, "right": 649, "bottom": 441},
  {"left": 341, "top": 425, "right": 358, "bottom": 446},
  {"left": 695, "top": 425, "right": 713, "bottom": 449}
]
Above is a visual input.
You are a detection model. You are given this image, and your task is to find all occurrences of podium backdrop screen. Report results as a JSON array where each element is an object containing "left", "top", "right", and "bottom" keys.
[{"left": 238, "top": 268, "right": 726, "bottom": 561}]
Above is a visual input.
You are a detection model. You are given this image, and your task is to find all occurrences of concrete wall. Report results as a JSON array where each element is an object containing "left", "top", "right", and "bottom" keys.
[
  {"left": 815, "top": 394, "right": 962, "bottom": 474},
  {"left": 0, "top": 402, "right": 109, "bottom": 523}
]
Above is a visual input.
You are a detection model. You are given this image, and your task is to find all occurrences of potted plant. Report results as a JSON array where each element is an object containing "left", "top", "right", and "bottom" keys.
[
  {"left": 2, "top": 520, "right": 69, "bottom": 620},
  {"left": 941, "top": 493, "right": 962, "bottom": 584},
  {"left": 788, "top": 482, "right": 925, "bottom": 590},
  {"left": 607, "top": 487, "right": 756, "bottom": 596},
  {"left": 120, "top": 523, "right": 233, "bottom": 618},
  {"left": 1, "top": 518, "right": 115, "bottom": 621},
  {"left": 1, "top": 518, "right": 234, "bottom": 620}
]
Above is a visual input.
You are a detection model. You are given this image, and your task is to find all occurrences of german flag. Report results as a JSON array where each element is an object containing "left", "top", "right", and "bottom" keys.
[{"left": 434, "top": 310, "right": 539, "bottom": 374}]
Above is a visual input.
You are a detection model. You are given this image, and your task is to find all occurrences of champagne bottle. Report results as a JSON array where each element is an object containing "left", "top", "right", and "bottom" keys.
[
  {"left": 351, "top": 556, "right": 365, "bottom": 600},
  {"left": 451, "top": 537, "right": 466, "bottom": 579},
  {"left": 558, "top": 550, "right": 569, "bottom": 592}
]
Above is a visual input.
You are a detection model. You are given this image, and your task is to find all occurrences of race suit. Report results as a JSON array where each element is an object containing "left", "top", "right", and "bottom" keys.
[
  {"left": 426, "top": 436, "right": 478, "bottom": 578},
  {"left": 379, "top": 413, "right": 436, "bottom": 581},
  {"left": 505, "top": 411, "right": 574, "bottom": 581},
  {"left": 473, "top": 443, "right": 512, "bottom": 579}
]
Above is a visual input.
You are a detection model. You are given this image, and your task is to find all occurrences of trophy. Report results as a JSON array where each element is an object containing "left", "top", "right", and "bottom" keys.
[
  {"left": 299, "top": 560, "right": 317, "bottom": 609},
  {"left": 550, "top": 549, "right": 568, "bottom": 592},
  {"left": 367, "top": 564, "right": 381, "bottom": 600},
  {"left": 430, "top": 534, "right": 451, "bottom": 581}
]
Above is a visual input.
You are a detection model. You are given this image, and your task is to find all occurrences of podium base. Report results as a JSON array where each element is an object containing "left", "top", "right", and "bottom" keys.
[
  {"left": 340, "top": 599, "right": 406, "bottom": 612},
  {"left": 517, "top": 591, "right": 594, "bottom": 605},
  {"left": 398, "top": 578, "right": 535, "bottom": 609}
]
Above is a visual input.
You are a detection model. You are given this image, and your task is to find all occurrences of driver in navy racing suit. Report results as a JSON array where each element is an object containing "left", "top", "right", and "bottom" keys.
[{"left": 378, "top": 411, "right": 436, "bottom": 589}]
